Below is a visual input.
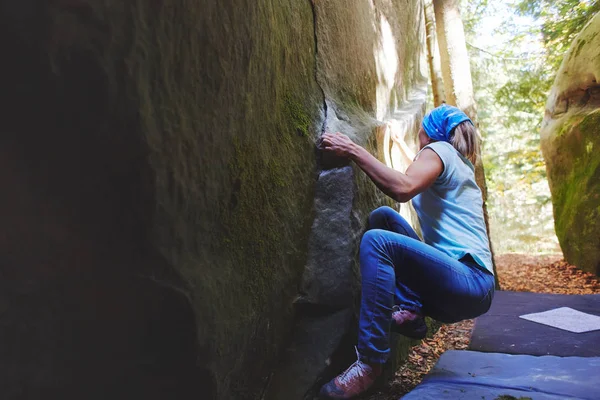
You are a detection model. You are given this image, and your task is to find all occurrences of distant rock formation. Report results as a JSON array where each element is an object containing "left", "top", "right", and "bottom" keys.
[{"left": 541, "top": 12, "right": 600, "bottom": 276}]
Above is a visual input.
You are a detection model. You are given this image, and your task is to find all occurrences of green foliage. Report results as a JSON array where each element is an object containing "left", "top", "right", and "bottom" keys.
[
  {"left": 494, "top": 68, "right": 550, "bottom": 127},
  {"left": 515, "top": 0, "right": 600, "bottom": 72},
  {"left": 460, "top": 0, "right": 568, "bottom": 253},
  {"left": 459, "top": 1, "right": 600, "bottom": 254},
  {"left": 493, "top": 1, "right": 599, "bottom": 121}
]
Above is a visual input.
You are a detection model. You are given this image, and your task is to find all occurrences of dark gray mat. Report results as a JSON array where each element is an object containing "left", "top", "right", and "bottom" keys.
[
  {"left": 402, "top": 350, "right": 600, "bottom": 400},
  {"left": 469, "top": 291, "right": 600, "bottom": 357}
]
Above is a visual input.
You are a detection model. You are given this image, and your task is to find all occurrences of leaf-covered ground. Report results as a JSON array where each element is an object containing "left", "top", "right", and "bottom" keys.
[{"left": 366, "top": 253, "right": 600, "bottom": 399}]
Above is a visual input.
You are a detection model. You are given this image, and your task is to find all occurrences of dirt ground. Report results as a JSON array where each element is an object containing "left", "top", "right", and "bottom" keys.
[{"left": 365, "top": 253, "right": 600, "bottom": 399}]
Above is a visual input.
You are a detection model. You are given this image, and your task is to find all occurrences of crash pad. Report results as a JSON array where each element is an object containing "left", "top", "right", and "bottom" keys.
[
  {"left": 402, "top": 350, "right": 600, "bottom": 400},
  {"left": 469, "top": 291, "right": 600, "bottom": 357}
]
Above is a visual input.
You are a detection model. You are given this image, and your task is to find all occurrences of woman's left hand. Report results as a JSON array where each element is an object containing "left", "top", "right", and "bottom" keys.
[{"left": 321, "top": 132, "right": 356, "bottom": 159}]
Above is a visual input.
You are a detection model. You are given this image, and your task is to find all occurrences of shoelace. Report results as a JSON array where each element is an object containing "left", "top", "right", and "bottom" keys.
[{"left": 337, "top": 347, "right": 368, "bottom": 386}]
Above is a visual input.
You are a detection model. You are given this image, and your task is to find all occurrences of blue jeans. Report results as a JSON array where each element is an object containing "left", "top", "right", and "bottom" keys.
[{"left": 357, "top": 206, "right": 495, "bottom": 364}]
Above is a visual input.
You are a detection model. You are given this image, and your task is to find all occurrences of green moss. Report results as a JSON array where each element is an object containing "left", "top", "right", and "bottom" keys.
[
  {"left": 284, "top": 93, "right": 312, "bottom": 138},
  {"left": 217, "top": 88, "right": 319, "bottom": 397},
  {"left": 91, "top": 0, "right": 325, "bottom": 397},
  {"left": 218, "top": 81, "right": 322, "bottom": 317},
  {"left": 556, "top": 114, "right": 584, "bottom": 137},
  {"left": 549, "top": 110, "right": 600, "bottom": 273},
  {"left": 578, "top": 109, "right": 600, "bottom": 133}
]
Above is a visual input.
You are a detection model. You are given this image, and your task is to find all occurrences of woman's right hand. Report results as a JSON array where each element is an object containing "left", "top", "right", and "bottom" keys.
[{"left": 321, "top": 132, "right": 357, "bottom": 159}]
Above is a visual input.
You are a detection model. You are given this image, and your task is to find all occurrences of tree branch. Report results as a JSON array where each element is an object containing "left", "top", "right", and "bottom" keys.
[{"left": 466, "top": 42, "right": 535, "bottom": 61}]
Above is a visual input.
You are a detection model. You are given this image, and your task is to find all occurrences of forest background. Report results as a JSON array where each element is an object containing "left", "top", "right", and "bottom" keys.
[{"left": 458, "top": 0, "right": 600, "bottom": 253}]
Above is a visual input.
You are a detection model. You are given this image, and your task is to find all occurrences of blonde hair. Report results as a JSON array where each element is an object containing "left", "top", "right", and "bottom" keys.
[{"left": 450, "top": 121, "right": 481, "bottom": 164}]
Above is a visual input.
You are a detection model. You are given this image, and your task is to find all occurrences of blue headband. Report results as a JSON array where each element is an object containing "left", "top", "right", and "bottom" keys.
[{"left": 422, "top": 104, "right": 473, "bottom": 142}]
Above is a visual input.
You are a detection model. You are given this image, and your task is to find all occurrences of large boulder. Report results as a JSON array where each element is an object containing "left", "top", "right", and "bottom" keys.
[
  {"left": 266, "top": 2, "right": 428, "bottom": 398},
  {"left": 0, "top": 0, "right": 428, "bottom": 399},
  {"left": 541, "top": 12, "right": 600, "bottom": 276}
]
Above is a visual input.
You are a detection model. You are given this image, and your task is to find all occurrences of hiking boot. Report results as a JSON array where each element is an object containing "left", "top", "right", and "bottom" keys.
[
  {"left": 391, "top": 306, "right": 427, "bottom": 339},
  {"left": 319, "top": 349, "right": 382, "bottom": 399}
]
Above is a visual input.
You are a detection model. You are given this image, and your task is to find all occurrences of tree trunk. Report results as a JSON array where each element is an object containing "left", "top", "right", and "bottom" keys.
[
  {"left": 424, "top": 0, "right": 445, "bottom": 106},
  {"left": 432, "top": 0, "right": 499, "bottom": 286},
  {"left": 432, "top": 0, "right": 476, "bottom": 117}
]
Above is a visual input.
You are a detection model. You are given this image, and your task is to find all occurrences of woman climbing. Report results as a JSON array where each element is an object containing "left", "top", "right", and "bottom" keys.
[{"left": 318, "top": 104, "right": 495, "bottom": 399}]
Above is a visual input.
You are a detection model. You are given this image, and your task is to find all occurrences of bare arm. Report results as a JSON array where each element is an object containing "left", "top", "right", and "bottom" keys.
[
  {"left": 394, "top": 137, "right": 417, "bottom": 166},
  {"left": 389, "top": 125, "right": 417, "bottom": 165},
  {"left": 321, "top": 132, "right": 442, "bottom": 202}
]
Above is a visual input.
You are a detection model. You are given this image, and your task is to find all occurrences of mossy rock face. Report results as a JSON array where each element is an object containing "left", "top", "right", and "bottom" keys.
[
  {"left": 266, "top": 1, "right": 429, "bottom": 398},
  {"left": 0, "top": 0, "right": 428, "bottom": 399},
  {"left": 116, "top": 2, "right": 323, "bottom": 398},
  {"left": 2, "top": 1, "right": 320, "bottom": 399},
  {"left": 541, "top": 12, "right": 600, "bottom": 276}
]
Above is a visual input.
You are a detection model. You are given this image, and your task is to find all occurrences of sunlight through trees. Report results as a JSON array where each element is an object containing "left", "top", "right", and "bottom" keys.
[{"left": 458, "top": 0, "right": 599, "bottom": 253}]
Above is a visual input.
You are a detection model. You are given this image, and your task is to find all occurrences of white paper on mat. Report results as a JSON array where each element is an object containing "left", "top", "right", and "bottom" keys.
[{"left": 519, "top": 307, "right": 600, "bottom": 333}]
